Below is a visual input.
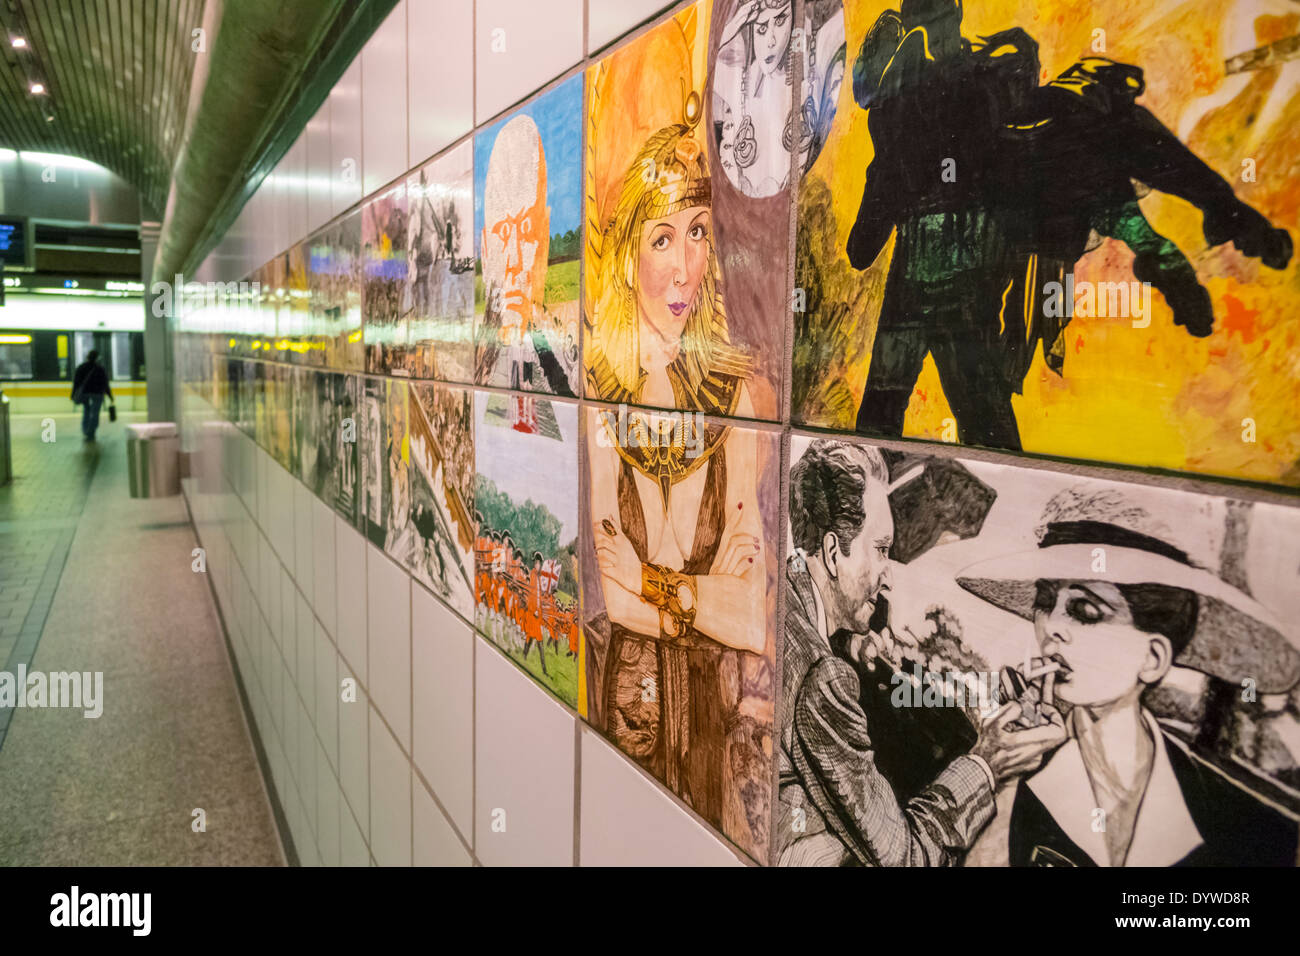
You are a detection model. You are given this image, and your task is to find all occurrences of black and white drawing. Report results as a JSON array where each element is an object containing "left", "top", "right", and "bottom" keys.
[{"left": 781, "top": 435, "right": 1300, "bottom": 866}]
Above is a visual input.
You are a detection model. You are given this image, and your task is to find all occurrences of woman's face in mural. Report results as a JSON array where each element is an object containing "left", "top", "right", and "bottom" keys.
[
  {"left": 755, "top": 3, "right": 792, "bottom": 77},
  {"left": 637, "top": 205, "right": 711, "bottom": 342},
  {"left": 1032, "top": 580, "right": 1169, "bottom": 707}
]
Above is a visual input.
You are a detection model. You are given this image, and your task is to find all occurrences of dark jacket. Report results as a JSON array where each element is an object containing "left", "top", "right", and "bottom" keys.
[
  {"left": 72, "top": 360, "right": 112, "bottom": 401},
  {"left": 777, "top": 558, "right": 995, "bottom": 866},
  {"left": 1010, "top": 720, "right": 1298, "bottom": 867}
]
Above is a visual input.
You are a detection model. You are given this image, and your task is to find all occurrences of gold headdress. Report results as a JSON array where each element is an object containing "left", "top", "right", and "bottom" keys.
[{"left": 586, "top": 9, "right": 751, "bottom": 405}]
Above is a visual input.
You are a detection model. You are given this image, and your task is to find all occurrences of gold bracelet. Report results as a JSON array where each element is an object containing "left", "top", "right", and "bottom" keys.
[{"left": 640, "top": 563, "right": 698, "bottom": 639}]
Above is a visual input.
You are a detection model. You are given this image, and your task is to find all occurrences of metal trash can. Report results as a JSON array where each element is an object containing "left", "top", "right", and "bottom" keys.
[
  {"left": 0, "top": 390, "right": 11, "bottom": 486},
  {"left": 125, "top": 422, "right": 180, "bottom": 498}
]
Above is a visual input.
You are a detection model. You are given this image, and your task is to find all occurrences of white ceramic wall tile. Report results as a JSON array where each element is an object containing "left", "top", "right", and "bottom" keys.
[
  {"left": 293, "top": 481, "right": 313, "bottom": 591},
  {"left": 407, "top": 0, "right": 473, "bottom": 163},
  {"left": 255, "top": 448, "right": 269, "bottom": 536},
  {"left": 366, "top": 544, "right": 411, "bottom": 752},
  {"left": 315, "top": 622, "right": 339, "bottom": 772},
  {"left": 413, "top": 777, "right": 472, "bottom": 867},
  {"left": 341, "top": 801, "right": 370, "bottom": 866},
  {"left": 280, "top": 656, "right": 298, "bottom": 786},
  {"left": 330, "top": 59, "right": 364, "bottom": 217},
  {"left": 266, "top": 620, "right": 284, "bottom": 740},
  {"left": 338, "top": 661, "right": 370, "bottom": 839},
  {"left": 361, "top": 0, "right": 408, "bottom": 195},
  {"left": 411, "top": 584, "right": 472, "bottom": 839},
  {"left": 284, "top": 135, "right": 309, "bottom": 249},
  {"left": 315, "top": 740, "right": 341, "bottom": 866},
  {"left": 335, "top": 518, "right": 368, "bottom": 683},
  {"left": 586, "top": 0, "right": 674, "bottom": 52},
  {"left": 296, "top": 592, "right": 315, "bottom": 721},
  {"left": 369, "top": 706, "right": 413, "bottom": 866},
  {"left": 260, "top": 535, "right": 279, "bottom": 642},
  {"left": 475, "top": 638, "right": 575, "bottom": 866},
  {"left": 475, "top": 0, "right": 583, "bottom": 123},
  {"left": 280, "top": 567, "right": 297, "bottom": 684},
  {"left": 274, "top": 467, "right": 295, "bottom": 562},
  {"left": 579, "top": 728, "right": 745, "bottom": 866},
  {"left": 312, "top": 498, "right": 336, "bottom": 636},
  {"left": 305, "top": 99, "right": 332, "bottom": 234},
  {"left": 295, "top": 793, "right": 321, "bottom": 867},
  {"left": 297, "top": 695, "right": 318, "bottom": 837}
]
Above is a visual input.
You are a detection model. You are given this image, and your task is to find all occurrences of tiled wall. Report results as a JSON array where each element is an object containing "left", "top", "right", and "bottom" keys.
[
  {"left": 179, "top": 1, "right": 754, "bottom": 866},
  {"left": 175, "top": 0, "right": 1300, "bottom": 867}
]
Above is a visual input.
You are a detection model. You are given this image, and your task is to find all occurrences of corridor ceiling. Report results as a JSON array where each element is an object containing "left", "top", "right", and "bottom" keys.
[
  {"left": 0, "top": 0, "right": 396, "bottom": 278},
  {"left": 0, "top": 0, "right": 206, "bottom": 217}
]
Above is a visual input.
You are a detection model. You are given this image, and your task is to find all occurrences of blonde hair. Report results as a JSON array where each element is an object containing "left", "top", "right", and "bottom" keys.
[{"left": 591, "top": 124, "right": 733, "bottom": 399}]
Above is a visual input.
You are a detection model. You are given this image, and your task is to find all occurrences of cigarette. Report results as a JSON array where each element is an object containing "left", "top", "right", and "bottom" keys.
[{"left": 1025, "top": 661, "right": 1062, "bottom": 681}]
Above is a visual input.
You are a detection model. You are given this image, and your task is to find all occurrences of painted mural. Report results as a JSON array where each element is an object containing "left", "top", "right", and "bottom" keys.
[
  {"left": 585, "top": 0, "right": 784, "bottom": 421},
  {"left": 581, "top": 3, "right": 782, "bottom": 859},
  {"left": 474, "top": 75, "right": 583, "bottom": 397},
  {"left": 794, "top": 0, "right": 1299, "bottom": 486},
  {"left": 308, "top": 210, "right": 364, "bottom": 371},
  {"left": 362, "top": 183, "right": 410, "bottom": 375},
  {"left": 406, "top": 141, "right": 476, "bottom": 383},
  {"left": 474, "top": 392, "right": 581, "bottom": 707}
]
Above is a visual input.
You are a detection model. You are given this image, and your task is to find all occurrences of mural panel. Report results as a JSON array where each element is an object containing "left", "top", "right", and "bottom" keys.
[
  {"left": 474, "top": 392, "right": 581, "bottom": 708},
  {"left": 781, "top": 433, "right": 1300, "bottom": 866},
  {"left": 794, "top": 0, "right": 1299, "bottom": 486},
  {"left": 474, "top": 74, "right": 583, "bottom": 397},
  {"left": 406, "top": 141, "right": 476, "bottom": 382},
  {"left": 584, "top": 0, "right": 786, "bottom": 421}
]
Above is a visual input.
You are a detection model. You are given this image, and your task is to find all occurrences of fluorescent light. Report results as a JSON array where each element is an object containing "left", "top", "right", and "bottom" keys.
[
  {"left": 29, "top": 82, "right": 44, "bottom": 94},
  {"left": 18, "top": 151, "right": 104, "bottom": 171},
  {"left": 0, "top": 333, "right": 32, "bottom": 344}
]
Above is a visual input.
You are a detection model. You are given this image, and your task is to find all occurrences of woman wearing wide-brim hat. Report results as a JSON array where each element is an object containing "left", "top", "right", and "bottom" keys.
[{"left": 955, "top": 486, "right": 1299, "bottom": 867}]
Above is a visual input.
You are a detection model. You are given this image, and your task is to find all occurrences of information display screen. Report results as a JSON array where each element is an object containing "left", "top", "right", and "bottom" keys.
[{"left": 0, "top": 217, "right": 30, "bottom": 269}]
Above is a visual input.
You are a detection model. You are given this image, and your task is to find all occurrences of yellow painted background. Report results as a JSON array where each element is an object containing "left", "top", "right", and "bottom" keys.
[{"left": 801, "top": 0, "right": 1300, "bottom": 486}]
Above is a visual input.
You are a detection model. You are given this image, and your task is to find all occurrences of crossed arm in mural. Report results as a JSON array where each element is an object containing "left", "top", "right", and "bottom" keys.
[{"left": 589, "top": 387, "right": 766, "bottom": 654}]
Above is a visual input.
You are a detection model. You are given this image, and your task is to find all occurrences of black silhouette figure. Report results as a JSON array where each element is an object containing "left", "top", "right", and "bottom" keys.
[{"left": 845, "top": 0, "right": 1293, "bottom": 451}]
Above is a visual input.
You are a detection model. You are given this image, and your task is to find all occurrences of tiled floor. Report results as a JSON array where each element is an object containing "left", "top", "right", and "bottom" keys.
[{"left": 0, "top": 413, "right": 284, "bottom": 865}]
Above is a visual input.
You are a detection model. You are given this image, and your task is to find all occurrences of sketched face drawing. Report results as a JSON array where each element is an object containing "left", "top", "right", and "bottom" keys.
[
  {"left": 755, "top": 2, "right": 792, "bottom": 77},
  {"left": 1032, "top": 580, "right": 1174, "bottom": 707},
  {"left": 482, "top": 115, "right": 550, "bottom": 328},
  {"left": 636, "top": 206, "right": 711, "bottom": 346},
  {"left": 830, "top": 477, "right": 894, "bottom": 634}
]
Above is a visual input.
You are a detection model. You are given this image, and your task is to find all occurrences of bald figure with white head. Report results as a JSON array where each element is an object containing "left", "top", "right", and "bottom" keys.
[{"left": 482, "top": 115, "right": 550, "bottom": 388}]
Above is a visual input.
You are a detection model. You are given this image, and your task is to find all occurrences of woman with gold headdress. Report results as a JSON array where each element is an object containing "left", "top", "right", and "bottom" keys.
[{"left": 586, "top": 100, "right": 767, "bottom": 835}]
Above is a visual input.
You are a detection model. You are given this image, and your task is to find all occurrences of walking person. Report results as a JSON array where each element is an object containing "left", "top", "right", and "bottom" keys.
[{"left": 71, "top": 350, "right": 114, "bottom": 441}]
